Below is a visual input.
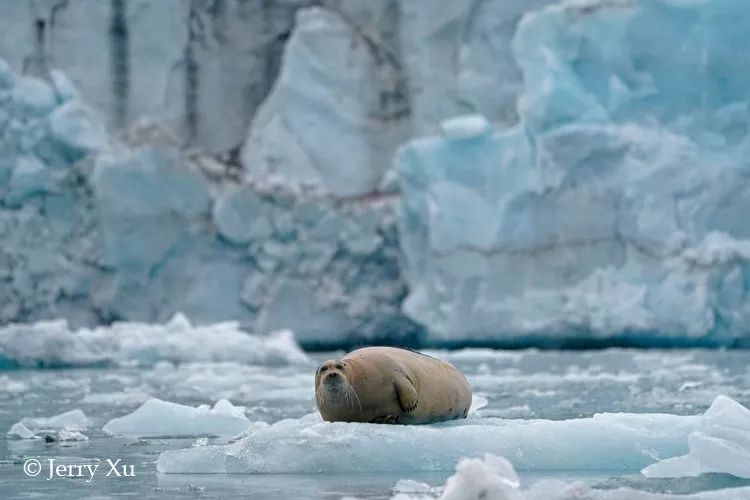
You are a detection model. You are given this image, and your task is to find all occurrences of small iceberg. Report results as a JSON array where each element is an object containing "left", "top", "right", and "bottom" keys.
[
  {"left": 7, "top": 408, "right": 91, "bottom": 440},
  {"left": 103, "top": 398, "right": 251, "bottom": 438},
  {"left": 643, "top": 395, "right": 750, "bottom": 479}
]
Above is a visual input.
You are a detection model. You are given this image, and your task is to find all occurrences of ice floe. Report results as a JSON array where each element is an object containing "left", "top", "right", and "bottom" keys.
[
  {"left": 157, "top": 410, "right": 697, "bottom": 474},
  {"left": 643, "top": 395, "right": 750, "bottom": 479},
  {"left": 0, "top": 313, "right": 308, "bottom": 368},
  {"left": 103, "top": 398, "right": 251, "bottom": 438},
  {"left": 7, "top": 408, "right": 90, "bottom": 440}
]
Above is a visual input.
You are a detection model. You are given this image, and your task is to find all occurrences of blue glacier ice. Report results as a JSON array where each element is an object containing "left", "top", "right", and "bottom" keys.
[
  {"left": 397, "top": 0, "right": 750, "bottom": 346},
  {"left": 0, "top": 59, "right": 414, "bottom": 345}
]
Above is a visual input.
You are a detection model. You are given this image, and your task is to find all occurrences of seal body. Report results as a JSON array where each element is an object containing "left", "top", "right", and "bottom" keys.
[{"left": 315, "top": 346, "right": 472, "bottom": 424}]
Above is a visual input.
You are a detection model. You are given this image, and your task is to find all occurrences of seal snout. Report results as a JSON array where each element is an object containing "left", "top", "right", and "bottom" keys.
[{"left": 316, "top": 360, "right": 348, "bottom": 392}]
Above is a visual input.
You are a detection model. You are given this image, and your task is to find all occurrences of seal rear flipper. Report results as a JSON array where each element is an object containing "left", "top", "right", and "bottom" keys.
[
  {"left": 371, "top": 414, "right": 399, "bottom": 424},
  {"left": 394, "top": 377, "right": 419, "bottom": 412}
]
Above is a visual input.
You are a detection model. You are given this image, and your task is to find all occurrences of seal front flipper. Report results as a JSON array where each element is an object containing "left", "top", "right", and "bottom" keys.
[{"left": 394, "top": 376, "right": 418, "bottom": 412}]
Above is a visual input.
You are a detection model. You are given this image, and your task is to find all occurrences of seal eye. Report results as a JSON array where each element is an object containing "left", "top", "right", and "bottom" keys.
[{"left": 335, "top": 363, "right": 343, "bottom": 370}]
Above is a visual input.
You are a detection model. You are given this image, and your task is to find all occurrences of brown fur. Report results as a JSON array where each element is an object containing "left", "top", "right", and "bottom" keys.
[{"left": 315, "top": 346, "right": 472, "bottom": 424}]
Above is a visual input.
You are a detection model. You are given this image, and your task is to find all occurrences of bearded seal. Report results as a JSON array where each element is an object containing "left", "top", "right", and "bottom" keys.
[{"left": 315, "top": 346, "right": 472, "bottom": 424}]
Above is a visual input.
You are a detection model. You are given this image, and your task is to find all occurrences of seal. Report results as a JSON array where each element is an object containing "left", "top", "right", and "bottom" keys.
[{"left": 315, "top": 346, "right": 472, "bottom": 424}]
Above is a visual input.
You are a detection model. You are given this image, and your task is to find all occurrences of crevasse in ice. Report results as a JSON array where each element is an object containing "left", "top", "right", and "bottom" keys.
[{"left": 397, "top": 0, "right": 750, "bottom": 345}]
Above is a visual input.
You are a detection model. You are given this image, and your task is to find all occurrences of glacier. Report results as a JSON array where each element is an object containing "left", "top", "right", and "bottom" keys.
[
  {"left": 397, "top": 0, "right": 750, "bottom": 346},
  {"left": 0, "top": 58, "right": 414, "bottom": 346},
  {"left": 3, "top": 0, "right": 750, "bottom": 346}
]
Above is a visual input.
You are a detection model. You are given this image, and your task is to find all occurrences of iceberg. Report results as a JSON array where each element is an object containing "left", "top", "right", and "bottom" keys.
[
  {"left": 0, "top": 313, "right": 308, "bottom": 368},
  {"left": 7, "top": 408, "right": 90, "bottom": 440},
  {"left": 396, "top": 0, "right": 750, "bottom": 346},
  {"left": 157, "top": 410, "right": 697, "bottom": 474},
  {"left": 103, "top": 398, "right": 250, "bottom": 438},
  {"left": 643, "top": 395, "right": 750, "bottom": 479}
]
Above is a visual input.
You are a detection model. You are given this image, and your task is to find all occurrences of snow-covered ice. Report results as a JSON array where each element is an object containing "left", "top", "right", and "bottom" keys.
[
  {"left": 7, "top": 408, "right": 90, "bottom": 440},
  {"left": 643, "top": 395, "right": 750, "bottom": 479},
  {"left": 103, "top": 398, "right": 250, "bottom": 438},
  {"left": 157, "top": 410, "right": 697, "bottom": 474},
  {"left": 0, "top": 313, "right": 308, "bottom": 368}
]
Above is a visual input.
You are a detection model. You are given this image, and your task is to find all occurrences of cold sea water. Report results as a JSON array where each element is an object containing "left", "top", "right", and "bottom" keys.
[{"left": 1, "top": 349, "right": 749, "bottom": 499}]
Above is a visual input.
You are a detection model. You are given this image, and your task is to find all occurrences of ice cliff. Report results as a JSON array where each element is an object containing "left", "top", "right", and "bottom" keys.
[
  {"left": 397, "top": 0, "right": 750, "bottom": 346},
  {"left": 4, "top": 0, "right": 750, "bottom": 347},
  {"left": 0, "top": 57, "right": 414, "bottom": 346}
]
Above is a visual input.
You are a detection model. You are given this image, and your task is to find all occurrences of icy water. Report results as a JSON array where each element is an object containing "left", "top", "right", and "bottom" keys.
[{"left": 1, "top": 349, "right": 749, "bottom": 499}]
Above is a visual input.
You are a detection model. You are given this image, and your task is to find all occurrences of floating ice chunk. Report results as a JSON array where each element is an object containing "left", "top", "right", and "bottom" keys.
[
  {"left": 393, "top": 479, "right": 435, "bottom": 495},
  {"left": 157, "top": 410, "right": 698, "bottom": 474},
  {"left": 7, "top": 422, "right": 37, "bottom": 439},
  {"left": 0, "top": 313, "right": 308, "bottom": 368},
  {"left": 7, "top": 408, "right": 91, "bottom": 440},
  {"left": 439, "top": 115, "right": 491, "bottom": 140},
  {"left": 0, "top": 374, "right": 28, "bottom": 393},
  {"left": 392, "top": 455, "right": 750, "bottom": 499},
  {"left": 643, "top": 396, "right": 750, "bottom": 478},
  {"left": 469, "top": 395, "right": 489, "bottom": 414},
  {"left": 57, "top": 429, "right": 89, "bottom": 442},
  {"left": 425, "top": 454, "right": 521, "bottom": 500},
  {"left": 103, "top": 398, "right": 251, "bottom": 438}
]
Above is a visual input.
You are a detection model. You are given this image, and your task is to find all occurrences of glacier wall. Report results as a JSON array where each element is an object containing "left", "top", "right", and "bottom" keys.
[
  {"left": 0, "top": 0, "right": 547, "bottom": 156},
  {"left": 0, "top": 59, "right": 415, "bottom": 345},
  {"left": 4, "top": 0, "right": 750, "bottom": 347},
  {"left": 397, "top": 0, "right": 750, "bottom": 346}
]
